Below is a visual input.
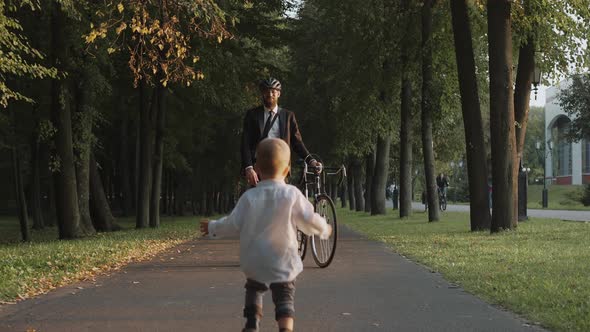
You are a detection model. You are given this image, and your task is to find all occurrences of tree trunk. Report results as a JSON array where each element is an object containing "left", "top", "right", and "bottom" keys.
[
  {"left": 50, "top": 1, "right": 81, "bottom": 239},
  {"left": 150, "top": 85, "right": 166, "bottom": 228},
  {"left": 347, "top": 160, "right": 355, "bottom": 210},
  {"left": 162, "top": 170, "right": 168, "bottom": 215},
  {"left": 89, "top": 153, "right": 119, "bottom": 232},
  {"left": 206, "top": 190, "right": 215, "bottom": 216},
  {"left": 514, "top": 39, "right": 534, "bottom": 166},
  {"left": 352, "top": 159, "right": 365, "bottom": 211},
  {"left": 75, "top": 141, "right": 96, "bottom": 236},
  {"left": 364, "top": 149, "right": 375, "bottom": 213},
  {"left": 399, "top": 0, "right": 414, "bottom": 218},
  {"left": 488, "top": 0, "right": 516, "bottom": 232},
  {"left": 136, "top": 81, "right": 154, "bottom": 228},
  {"left": 200, "top": 190, "right": 207, "bottom": 216},
  {"left": 30, "top": 132, "right": 44, "bottom": 230},
  {"left": 12, "top": 147, "right": 30, "bottom": 242},
  {"left": 45, "top": 174, "right": 57, "bottom": 227},
  {"left": 166, "top": 171, "right": 173, "bottom": 215},
  {"left": 74, "top": 71, "right": 96, "bottom": 236},
  {"left": 341, "top": 173, "right": 348, "bottom": 208},
  {"left": 371, "top": 134, "right": 391, "bottom": 215},
  {"left": 119, "top": 112, "right": 134, "bottom": 217},
  {"left": 421, "top": 0, "right": 440, "bottom": 222},
  {"left": 177, "top": 182, "right": 187, "bottom": 216},
  {"left": 450, "top": 0, "right": 491, "bottom": 230},
  {"left": 135, "top": 117, "right": 140, "bottom": 211},
  {"left": 514, "top": 28, "right": 535, "bottom": 222},
  {"left": 399, "top": 76, "right": 413, "bottom": 218}
]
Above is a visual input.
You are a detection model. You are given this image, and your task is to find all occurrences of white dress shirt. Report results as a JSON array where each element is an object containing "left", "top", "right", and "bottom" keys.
[
  {"left": 263, "top": 105, "right": 280, "bottom": 139},
  {"left": 208, "top": 179, "right": 330, "bottom": 283}
]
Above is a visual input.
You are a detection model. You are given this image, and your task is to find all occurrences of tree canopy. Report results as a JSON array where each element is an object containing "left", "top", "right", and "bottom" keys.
[{"left": 558, "top": 74, "right": 590, "bottom": 141}]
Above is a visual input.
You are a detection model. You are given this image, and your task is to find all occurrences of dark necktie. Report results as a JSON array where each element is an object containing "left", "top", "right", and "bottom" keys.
[{"left": 262, "top": 111, "right": 276, "bottom": 139}]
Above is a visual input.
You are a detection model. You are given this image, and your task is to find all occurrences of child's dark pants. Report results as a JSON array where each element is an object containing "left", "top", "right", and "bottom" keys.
[{"left": 243, "top": 278, "right": 295, "bottom": 327}]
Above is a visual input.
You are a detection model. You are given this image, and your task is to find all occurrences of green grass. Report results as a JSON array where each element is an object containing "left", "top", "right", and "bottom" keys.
[
  {"left": 0, "top": 216, "right": 200, "bottom": 303},
  {"left": 527, "top": 184, "right": 590, "bottom": 210},
  {"left": 340, "top": 208, "right": 590, "bottom": 332}
]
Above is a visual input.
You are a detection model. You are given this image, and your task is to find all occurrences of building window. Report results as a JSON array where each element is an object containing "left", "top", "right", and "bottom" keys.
[
  {"left": 583, "top": 138, "right": 590, "bottom": 174},
  {"left": 552, "top": 116, "right": 572, "bottom": 177}
]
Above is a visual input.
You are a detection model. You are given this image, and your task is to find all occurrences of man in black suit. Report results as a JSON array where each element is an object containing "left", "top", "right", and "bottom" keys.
[{"left": 241, "top": 78, "right": 321, "bottom": 186}]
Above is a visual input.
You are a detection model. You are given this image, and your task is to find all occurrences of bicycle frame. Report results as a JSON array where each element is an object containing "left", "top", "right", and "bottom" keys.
[{"left": 300, "top": 163, "right": 346, "bottom": 201}]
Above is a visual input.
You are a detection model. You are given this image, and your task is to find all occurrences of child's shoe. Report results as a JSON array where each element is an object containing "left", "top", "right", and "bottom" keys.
[{"left": 242, "top": 315, "right": 260, "bottom": 332}]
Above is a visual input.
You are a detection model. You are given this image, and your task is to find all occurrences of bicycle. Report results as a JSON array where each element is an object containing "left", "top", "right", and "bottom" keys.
[
  {"left": 438, "top": 187, "right": 447, "bottom": 211},
  {"left": 295, "top": 157, "right": 346, "bottom": 268}
]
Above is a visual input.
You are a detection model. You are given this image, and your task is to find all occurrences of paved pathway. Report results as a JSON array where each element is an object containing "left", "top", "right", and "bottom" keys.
[
  {"left": 388, "top": 201, "right": 590, "bottom": 222},
  {"left": 0, "top": 227, "right": 547, "bottom": 332}
]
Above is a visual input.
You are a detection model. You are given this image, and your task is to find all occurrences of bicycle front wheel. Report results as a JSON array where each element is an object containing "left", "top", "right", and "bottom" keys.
[{"left": 311, "top": 194, "right": 338, "bottom": 268}]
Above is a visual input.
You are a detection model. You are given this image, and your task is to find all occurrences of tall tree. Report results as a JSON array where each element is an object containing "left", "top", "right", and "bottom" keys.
[
  {"left": 86, "top": 0, "right": 231, "bottom": 228},
  {"left": 557, "top": 74, "right": 590, "bottom": 141},
  {"left": 150, "top": 85, "right": 165, "bottom": 227},
  {"left": 488, "top": 0, "right": 516, "bottom": 232},
  {"left": 420, "top": 0, "right": 439, "bottom": 221},
  {"left": 399, "top": 0, "right": 416, "bottom": 218},
  {"left": 449, "top": 0, "right": 490, "bottom": 230},
  {"left": 50, "top": 1, "right": 82, "bottom": 238}
]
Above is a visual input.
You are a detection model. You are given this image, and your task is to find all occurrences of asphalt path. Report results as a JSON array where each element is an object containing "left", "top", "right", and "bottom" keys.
[
  {"left": 0, "top": 227, "right": 548, "bottom": 332},
  {"left": 387, "top": 201, "right": 590, "bottom": 222}
]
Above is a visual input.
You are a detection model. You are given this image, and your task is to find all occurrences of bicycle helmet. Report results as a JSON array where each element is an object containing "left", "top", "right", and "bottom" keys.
[{"left": 259, "top": 77, "right": 282, "bottom": 90}]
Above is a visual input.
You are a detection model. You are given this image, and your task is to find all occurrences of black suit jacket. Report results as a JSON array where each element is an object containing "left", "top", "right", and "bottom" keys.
[{"left": 241, "top": 105, "right": 311, "bottom": 171}]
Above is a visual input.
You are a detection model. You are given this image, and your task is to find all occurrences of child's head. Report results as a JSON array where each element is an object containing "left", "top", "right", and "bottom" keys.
[{"left": 255, "top": 138, "right": 290, "bottom": 180}]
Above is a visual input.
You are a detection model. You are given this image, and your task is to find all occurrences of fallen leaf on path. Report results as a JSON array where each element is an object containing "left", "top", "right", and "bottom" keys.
[{"left": 342, "top": 312, "right": 351, "bottom": 316}]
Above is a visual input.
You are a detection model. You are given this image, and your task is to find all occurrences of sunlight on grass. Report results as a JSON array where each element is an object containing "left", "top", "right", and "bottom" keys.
[
  {"left": 340, "top": 208, "right": 590, "bottom": 332},
  {"left": 0, "top": 217, "right": 200, "bottom": 303}
]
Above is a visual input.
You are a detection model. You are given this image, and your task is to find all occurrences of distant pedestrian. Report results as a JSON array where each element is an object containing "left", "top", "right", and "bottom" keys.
[{"left": 201, "top": 138, "right": 332, "bottom": 332}]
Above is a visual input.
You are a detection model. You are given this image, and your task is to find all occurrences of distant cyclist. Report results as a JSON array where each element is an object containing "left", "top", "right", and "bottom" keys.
[{"left": 436, "top": 173, "right": 449, "bottom": 199}]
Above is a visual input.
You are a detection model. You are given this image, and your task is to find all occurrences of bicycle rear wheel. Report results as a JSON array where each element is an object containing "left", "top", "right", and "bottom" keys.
[
  {"left": 297, "top": 230, "right": 308, "bottom": 260},
  {"left": 311, "top": 194, "right": 337, "bottom": 268}
]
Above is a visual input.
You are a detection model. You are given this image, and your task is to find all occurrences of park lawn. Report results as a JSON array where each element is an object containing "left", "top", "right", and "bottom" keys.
[
  {"left": 340, "top": 208, "right": 590, "bottom": 332},
  {"left": 0, "top": 216, "right": 201, "bottom": 303},
  {"left": 527, "top": 184, "right": 590, "bottom": 210}
]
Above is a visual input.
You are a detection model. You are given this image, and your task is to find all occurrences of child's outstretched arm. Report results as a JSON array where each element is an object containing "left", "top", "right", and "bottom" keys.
[
  {"left": 204, "top": 196, "right": 249, "bottom": 239},
  {"left": 293, "top": 192, "right": 332, "bottom": 239}
]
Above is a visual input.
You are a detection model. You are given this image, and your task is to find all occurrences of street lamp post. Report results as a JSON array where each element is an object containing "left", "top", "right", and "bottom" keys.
[
  {"left": 518, "top": 159, "right": 531, "bottom": 221},
  {"left": 536, "top": 141, "right": 551, "bottom": 208}
]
